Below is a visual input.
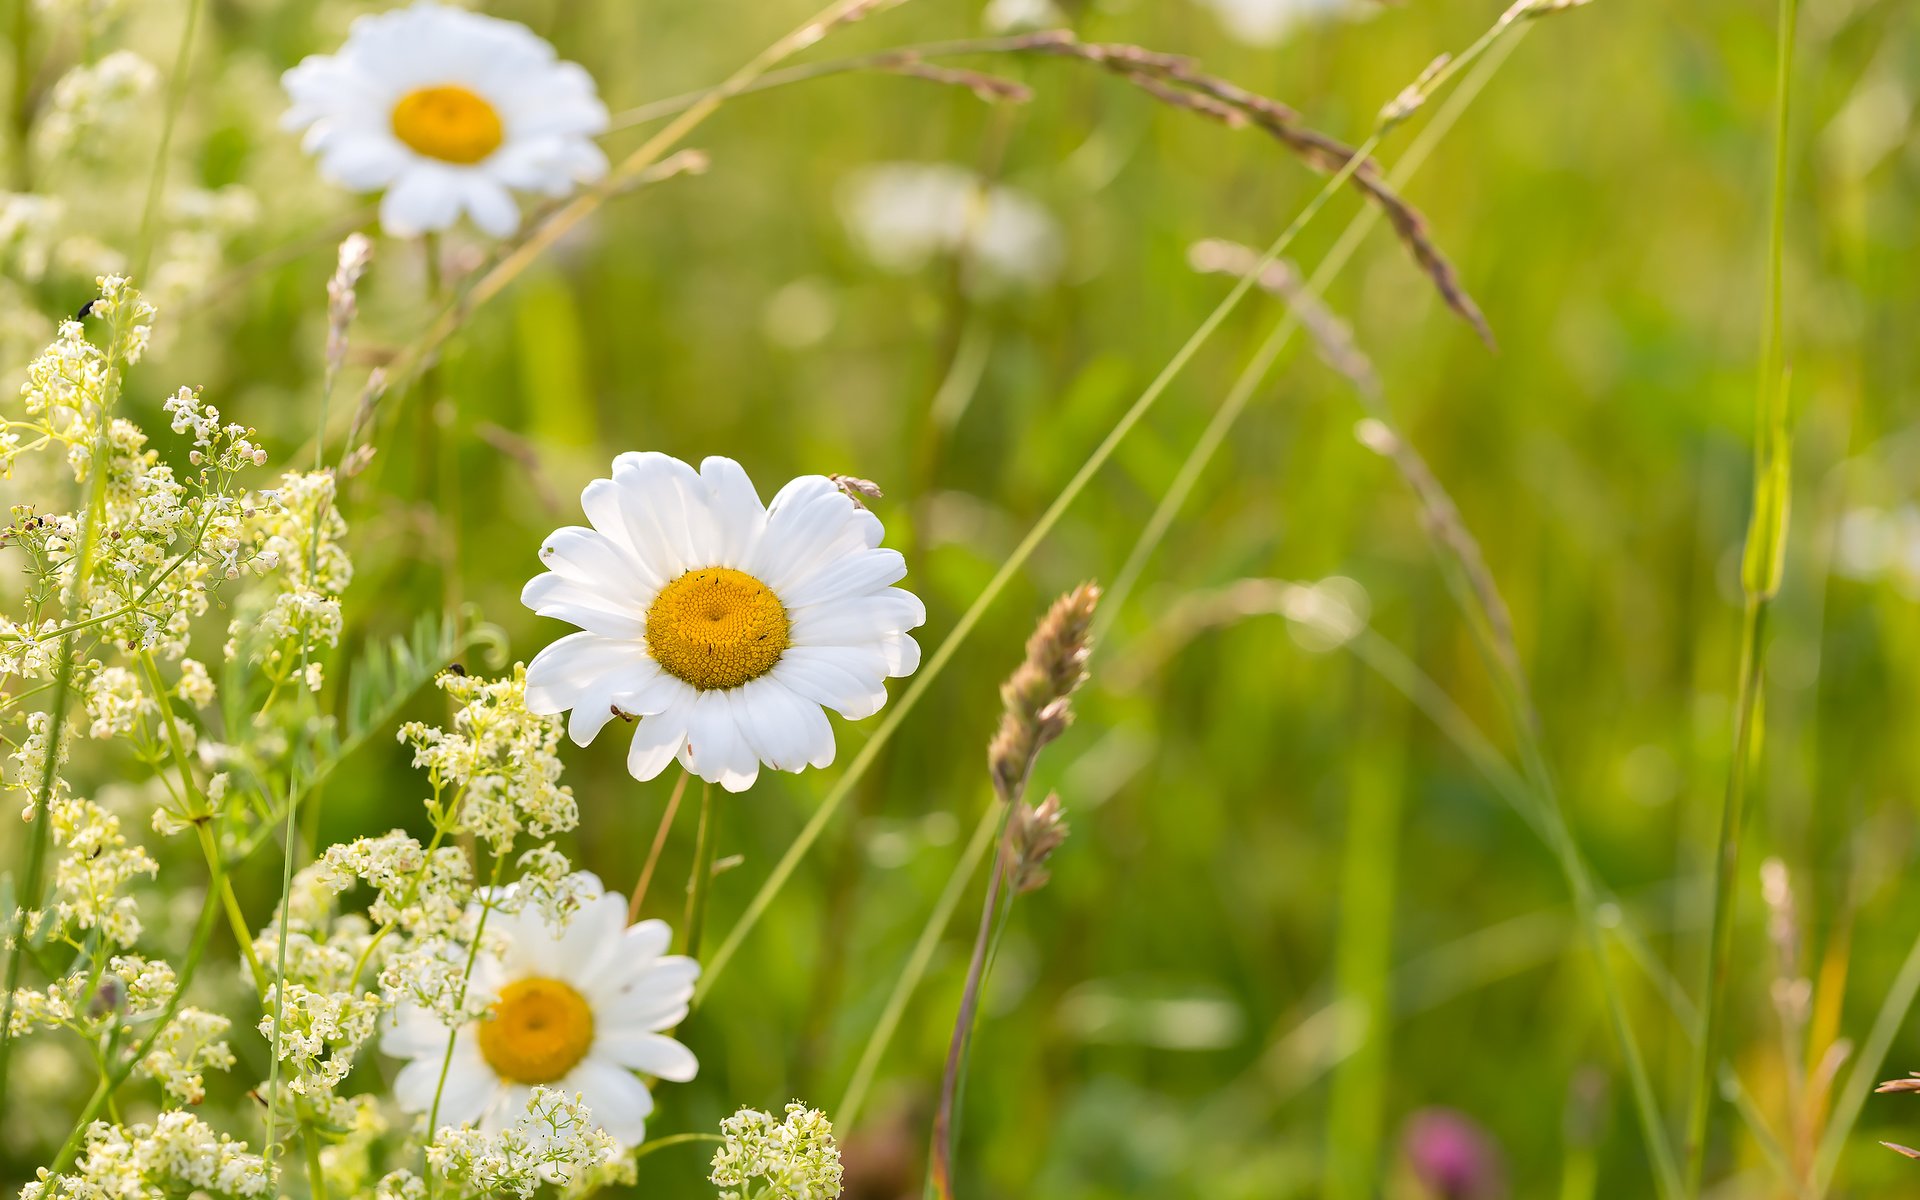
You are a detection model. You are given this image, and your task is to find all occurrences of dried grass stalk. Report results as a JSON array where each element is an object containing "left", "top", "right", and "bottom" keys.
[{"left": 1002, "top": 31, "right": 1494, "bottom": 347}]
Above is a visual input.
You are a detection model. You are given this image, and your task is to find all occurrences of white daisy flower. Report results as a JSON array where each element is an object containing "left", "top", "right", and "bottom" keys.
[
  {"left": 522, "top": 452, "right": 926, "bottom": 793},
  {"left": 281, "top": 2, "right": 609, "bottom": 238},
  {"left": 381, "top": 876, "right": 697, "bottom": 1146}
]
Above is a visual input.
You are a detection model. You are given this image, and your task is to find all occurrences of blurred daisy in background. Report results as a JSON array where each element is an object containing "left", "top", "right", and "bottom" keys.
[
  {"left": 281, "top": 2, "right": 608, "bottom": 238},
  {"left": 840, "top": 162, "right": 1063, "bottom": 295},
  {"left": 382, "top": 876, "right": 698, "bottom": 1145},
  {"left": 523, "top": 453, "right": 925, "bottom": 793},
  {"left": 1194, "top": 0, "right": 1377, "bottom": 47},
  {"left": 984, "top": 0, "right": 1064, "bottom": 32}
]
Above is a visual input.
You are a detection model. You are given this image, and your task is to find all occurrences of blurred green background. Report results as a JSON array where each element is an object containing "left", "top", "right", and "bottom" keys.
[{"left": 5, "top": 0, "right": 1919, "bottom": 1195}]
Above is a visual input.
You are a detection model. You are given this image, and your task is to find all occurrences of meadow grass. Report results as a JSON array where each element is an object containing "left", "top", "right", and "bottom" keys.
[{"left": 0, "top": 0, "right": 1915, "bottom": 1196}]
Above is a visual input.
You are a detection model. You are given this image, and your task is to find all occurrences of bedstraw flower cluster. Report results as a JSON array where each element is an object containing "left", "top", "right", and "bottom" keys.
[
  {"left": 400, "top": 666, "right": 577, "bottom": 855},
  {"left": 710, "top": 1102, "right": 845, "bottom": 1200},
  {"left": 23, "top": 1112, "right": 273, "bottom": 1200},
  {"left": 423, "top": 1088, "right": 630, "bottom": 1198}
]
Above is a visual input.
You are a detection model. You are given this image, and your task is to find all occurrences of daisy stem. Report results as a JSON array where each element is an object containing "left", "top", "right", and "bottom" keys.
[
  {"left": 133, "top": 0, "right": 204, "bottom": 281},
  {"left": 696, "top": 69, "right": 1377, "bottom": 1008},
  {"left": 629, "top": 770, "right": 691, "bottom": 923},
  {"left": 419, "top": 233, "right": 463, "bottom": 614},
  {"left": 681, "top": 782, "right": 717, "bottom": 959}
]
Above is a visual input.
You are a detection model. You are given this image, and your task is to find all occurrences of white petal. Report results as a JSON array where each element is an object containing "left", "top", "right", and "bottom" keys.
[
  {"left": 576, "top": 917, "right": 671, "bottom": 995},
  {"left": 522, "top": 573, "right": 646, "bottom": 640},
  {"left": 771, "top": 646, "right": 889, "bottom": 720},
  {"left": 626, "top": 701, "right": 691, "bottom": 782},
  {"left": 699, "top": 456, "right": 768, "bottom": 568},
  {"left": 378, "top": 164, "right": 463, "bottom": 237},
  {"left": 777, "top": 547, "right": 908, "bottom": 609},
  {"left": 566, "top": 1058, "right": 655, "bottom": 1145},
  {"left": 592, "top": 1031, "right": 698, "bottom": 1082},
  {"left": 788, "top": 591, "right": 927, "bottom": 644},
  {"left": 750, "top": 477, "right": 883, "bottom": 594},
  {"left": 537, "top": 524, "right": 663, "bottom": 603},
  {"left": 318, "top": 133, "right": 413, "bottom": 189},
  {"left": 611, "top": 452, "right": 719, "bottom": 576},
  {"left": 730, "top": 677, "right": 834, "bottom": 772},
  {"left": 460, "top": 174, "right": 521, "bottom": 237},
  {"left": 678, "top": 689, "right": 760, "bottom": 792}
]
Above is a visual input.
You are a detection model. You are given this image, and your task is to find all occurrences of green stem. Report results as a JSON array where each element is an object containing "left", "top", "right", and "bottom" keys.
[
  {"left": 7, "top": 0, "right": 30, "bottom": 191},
  {"left": 682, "top": 783, "right": 717, "bottom": 959},
  {"left": 0, "top": 301, "right": 131, "bottom": 1114},
  {"left": 1683, "top": 0, "right": 1798, "bottom": 1183},
  {"left": 631, "top": 1131, "right": 725, "bottom": 1162},
  {"left": 133, "top": 0, "right": 204, "bottom": 280},
  {"left": 1684, "top": 596, "right": 1772, "bottom": 1190},
  {"left": 304, "top": 1124, "right": 328, "bottom": 1200},
  {"left": 47, "top": 831, "right": 230, "bottom": 1174},
  {"left": 196, "top": 818, "right": 267, "bottom": 993},
  {"left": 425, "top": 854, "right": 505, "bottom": 1194},
  {"left": 835, "top": 800, "right": 1001, "bottom": 1128},
  {"left": 928, "top": 806, "right": 1018, "bottom": 1200}
]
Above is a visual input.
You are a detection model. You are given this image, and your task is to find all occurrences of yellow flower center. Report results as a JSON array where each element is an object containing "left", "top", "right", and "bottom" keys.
[
  {"left": 477, "top": 977, "right": 594, "bottom": 1085},
  {"left": 390, "top": 84, "right": 504, "bottom": 165},
  {"left": 645, "top": 567, "right": 791, "bottom": 691}
]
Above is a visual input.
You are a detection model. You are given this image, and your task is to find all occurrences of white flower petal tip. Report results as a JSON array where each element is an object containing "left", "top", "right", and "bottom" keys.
[
  {"left": 280, "top": 3, "right": 609, "bottom": 239},
  {"left": 382, "top": 876, "right": 698, "bottom": 1149},
  {"left": 523, "top": 452, "right": 926, "bottom": 790}
]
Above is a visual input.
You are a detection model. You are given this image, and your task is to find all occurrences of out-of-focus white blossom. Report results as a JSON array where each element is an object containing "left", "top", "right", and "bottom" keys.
[
  {"left": 281, "top": 3, "right": 609, "bottom": 238},
  {"left": 840, "top": 162, "right": 1063, "bottom": 293},
  {"left": 1193, "top": 0, "right": 1375, "bottom": 46},
  {"left": 34, "top": 51, "right": 159, "bottom": 160},
  {"left": 984, "top": 0, "right": 1063, "bottom": 31}
]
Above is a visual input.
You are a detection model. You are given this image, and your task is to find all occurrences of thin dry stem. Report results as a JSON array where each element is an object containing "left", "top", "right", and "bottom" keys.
[
  {"left": 1013, "top": 32, "right": 1494, "bottom": 346},
  {"left": 1188, "top": 239, "right": 1380, "bottom": 401}
]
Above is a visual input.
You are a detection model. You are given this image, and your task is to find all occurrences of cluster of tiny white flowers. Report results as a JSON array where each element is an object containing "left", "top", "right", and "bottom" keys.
[
  {"left": 426, "top": 1088, "right": 629, "bottom": 1199},
  {"left": 228, "top": 470, "right": 348, "bottom": 671},
  {"left": 0, "top": 192, "right": 64, "bottom": 283},
  {"left": 24, "top": 1111, "right": 274, "bottom": 1200},
  {"left": 319, "top": 830, "right": 472, "bottom": 939},
  {"left": 400, "top": 667, "right": 577, "bottom": 856},
  {"left": 41, "top": 794, "right": 159, "bottom": 948},
  {"left": 138, "top": 1006, "right": 235, "bottom": 1104},
  {"left": 257, "top": 981, "right": 382, "bottom": 1108},
  {"left": 82, "top": 666, "right": 150, "bottom": 739},
  {"left": 33, "top": 50, "right": 159, "bottom": 161},
  {"left": 710, "top": 1102, "right": 845, "bottom": 1200}
]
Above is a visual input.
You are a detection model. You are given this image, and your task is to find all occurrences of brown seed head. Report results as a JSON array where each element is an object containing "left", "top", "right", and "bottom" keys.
[
  {"left": 988, "top": 583, "right": 1099, "bottom": 800},
  {"left": 1007, "top": 792, "right": 1069, "bottom": 896}
]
